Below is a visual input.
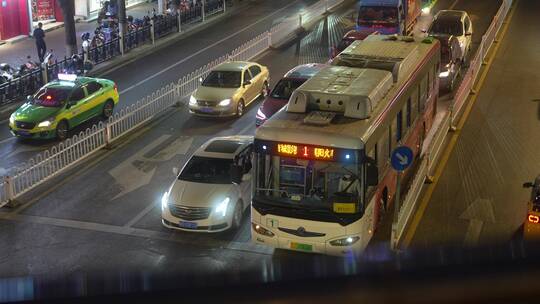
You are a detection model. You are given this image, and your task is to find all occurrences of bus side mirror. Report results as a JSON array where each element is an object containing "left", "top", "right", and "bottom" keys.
[
  {"left": 230, "top": 165, "right": 243, "bottom": 185},
  {"left": 366, "top": 158, "right": 378, "bottom": 186},
  {"left": 523, "top": 182, "right": 534, "bottom": 188}
]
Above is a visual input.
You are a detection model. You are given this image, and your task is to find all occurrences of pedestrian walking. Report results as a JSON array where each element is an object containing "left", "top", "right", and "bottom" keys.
[{"left": 33, "top": 22, "right": 47, "bottom": 63}]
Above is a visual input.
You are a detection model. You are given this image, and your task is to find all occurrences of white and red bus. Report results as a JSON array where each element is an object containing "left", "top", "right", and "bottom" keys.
[{"left": 250, "top": 35, "right": 440, "bottom": 256}]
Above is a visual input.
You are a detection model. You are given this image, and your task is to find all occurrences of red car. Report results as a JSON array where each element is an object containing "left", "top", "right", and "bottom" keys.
[
  {"left": 330, "top": 29, "right": 378, "bottom": 58},
  {"left": 255, "top": 63, "right": 326, "bottom": 127}
]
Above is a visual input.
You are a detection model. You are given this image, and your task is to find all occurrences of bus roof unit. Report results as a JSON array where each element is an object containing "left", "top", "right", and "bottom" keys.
[
  {"left": 286, "top": 66, "right": 393, "bottom": 120},
  {"left": 338, "top": 35, "right": 420, "bottom": 82},
  {"left": 359, "top": 0, "right": 400, "bottom": 7}
]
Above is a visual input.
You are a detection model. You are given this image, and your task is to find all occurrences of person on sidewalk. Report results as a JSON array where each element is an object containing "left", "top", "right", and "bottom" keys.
[{"left": 33, "top": 23, "right": 47, "bottom": 63}]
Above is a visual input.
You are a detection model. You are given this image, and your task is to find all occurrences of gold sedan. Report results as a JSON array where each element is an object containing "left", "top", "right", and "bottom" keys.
[{"left": 189, "top": 61, "right": 270, "bottom": 117}]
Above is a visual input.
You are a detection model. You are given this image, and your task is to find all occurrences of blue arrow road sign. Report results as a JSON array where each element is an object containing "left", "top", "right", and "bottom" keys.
[{"left": 391, "top": 146, "right": 413, "bottom": 171}]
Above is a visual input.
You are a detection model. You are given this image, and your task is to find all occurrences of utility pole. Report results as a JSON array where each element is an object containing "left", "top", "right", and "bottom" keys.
[{"left": 117, "top": 0, "right": 127, "bottom": 55}]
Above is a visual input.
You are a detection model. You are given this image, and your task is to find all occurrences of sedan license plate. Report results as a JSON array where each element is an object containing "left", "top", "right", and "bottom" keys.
[
  {"left": 179, "top": 221, "right": 198, "bottom": 229},
  {"left": 17, "top": 130, "right": 31, "bottom": 137},
  {"left": 290, "top": 242, "right": 313, "bottom": 252},
  {"left": 200, "top": 107, "right": 214, "bottom": 113}
]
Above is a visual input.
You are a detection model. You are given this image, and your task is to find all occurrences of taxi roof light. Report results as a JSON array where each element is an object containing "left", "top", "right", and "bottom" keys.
[{"left": 58, "top": 73, "right": 78, "bottom": 81}]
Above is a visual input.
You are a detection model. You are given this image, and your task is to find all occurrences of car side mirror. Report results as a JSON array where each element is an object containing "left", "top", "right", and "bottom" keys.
[
  {"left": 523, "top": 182, "right": 534, "bottom": 188},
  {"left": 26, "top": 95, "right": 32, "bottom": 100},
  {"left": 172, "top": 167, "right": 179, "bottom": 176},
  {"left": 65, "top": 102, "right": 73, "bottom": 109},
  {"left": 230, "top": 165, "right": 243, "bottom": 185},
  {"left": 366, "top": 157, "right": 378, "bottom": 186},
  {"left": 243, "top": 80, "right": 251, "bottom": 87}
]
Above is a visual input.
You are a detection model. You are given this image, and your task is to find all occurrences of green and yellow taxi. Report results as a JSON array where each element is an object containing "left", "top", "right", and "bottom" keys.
[{"left": 9, "top": 74, "right": 119, "bottom": 140}]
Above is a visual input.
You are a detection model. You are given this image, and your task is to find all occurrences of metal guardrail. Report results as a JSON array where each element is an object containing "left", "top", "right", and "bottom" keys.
[
  {"left": 0, "top": 0, "right": 337, "bottom": 206},
  {"left": 0, "top": 0, "right": 227, "bottom": 108},
  {"left": 391, "top": 0, "right": 514, "bottom": 249}
]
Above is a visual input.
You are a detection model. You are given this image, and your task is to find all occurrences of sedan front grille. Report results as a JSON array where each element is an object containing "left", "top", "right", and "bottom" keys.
[
  {"left": 197, "top": 100, "right": 218, "bottom": 107},
  {"left": 15, "top": 121, "right": 36, "bottom": 130},
  {"left": 168, "top": 204, "right": 211, "bottom": 220}
]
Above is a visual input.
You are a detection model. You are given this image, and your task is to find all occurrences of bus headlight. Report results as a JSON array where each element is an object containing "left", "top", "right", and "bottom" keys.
[
  {"left": 252, "top": 223, "right": 275, "bottom": 237},
  {"left": 161, "top": 191, "right": 170, "bottom": 211},
  {"left": 189, "top": 95, "right": 197, "bottom": 106},
  {"left": 329, "top": 236, "right": 360, "bottom": 246},
  {"left": 214, "top": 197, "right": 230, "bottom": 217}
]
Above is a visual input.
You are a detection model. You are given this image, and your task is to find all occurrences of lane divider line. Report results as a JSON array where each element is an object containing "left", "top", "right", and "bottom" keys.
[
  {"left": 402, "top": 0, "right": 518, "bottom": 248},
  {"left": 119, "top": 0, "right": 302, "bottom": 94}
]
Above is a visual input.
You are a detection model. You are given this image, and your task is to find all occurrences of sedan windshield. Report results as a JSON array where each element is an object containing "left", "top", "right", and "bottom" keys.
[
  {"left": 179, "top": 156, "right": 233, "bottom": 184},
  {"left": 202, "top": 71, "right": 241, "bottom": 88},
  {"left": 429, "top": 19, "right": 463, "bottom": 36},
  {"left": 32, "top": 87, "right": 70, "bottom": 107},
  {"left": 270, "top": 79, "right": 305, "bottom": 99}
]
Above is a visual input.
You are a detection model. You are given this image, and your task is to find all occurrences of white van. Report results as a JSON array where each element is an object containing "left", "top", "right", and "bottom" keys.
[{"left": 161, "top": 135, "right": 253, "bottom": 232}]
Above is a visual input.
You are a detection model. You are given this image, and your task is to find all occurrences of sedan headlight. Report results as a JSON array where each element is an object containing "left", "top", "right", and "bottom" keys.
[
  {"left": 9, "top": 115, "right": 15, "bottom": 125},
  {"left": 252, "top": 223, "right": 275, "bottom": 237},
  {"left": 189, "top": 95, "right": 197, "bottom": 106},
  {"left": 161, "top": 191, "right": 170, "bottom": 211},
  {"left": 214, "top": 197, "right": 230, "bottom": 217},
  {"left": 37, "top": 118, "right": 54, "bottom": 128},
  {"left": 329, "top": 236, "right": 360, "bottom": 246},
  {"left": 218, "top": 99, "right": 231, "bottom": 107},
  {"left": 439, "top": 70, "right": 450, "bottom": 78}
]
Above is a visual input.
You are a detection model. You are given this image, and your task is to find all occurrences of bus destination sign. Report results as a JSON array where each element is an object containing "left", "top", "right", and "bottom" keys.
[{"left": 254, "top": 139, "right": 358, "bottom": 162}]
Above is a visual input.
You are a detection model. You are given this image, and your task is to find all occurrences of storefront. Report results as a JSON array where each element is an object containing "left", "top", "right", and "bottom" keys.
[
  {"left": 0, "top": 0, "right": 62, "bottom": 41},
  {"left": 75, "top": 0, "right": 151, "bottom": 20}
]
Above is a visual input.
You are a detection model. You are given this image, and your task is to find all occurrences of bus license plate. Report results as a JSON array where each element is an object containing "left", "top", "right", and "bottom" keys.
[
  {"left": 290, "top": 242, "right": 313, "bottom": 252},
  {"left": 179, "top": 221, "right": 198, "bottom": 229}
]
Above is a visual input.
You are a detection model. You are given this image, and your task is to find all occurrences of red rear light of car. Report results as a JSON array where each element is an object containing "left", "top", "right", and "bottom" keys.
[{"left": 528, "top": 214, "right": 539, "bottom": 224}]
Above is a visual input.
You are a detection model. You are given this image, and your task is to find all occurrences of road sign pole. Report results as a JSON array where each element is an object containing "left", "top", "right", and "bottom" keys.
[{"left": 393, "top": 171, "right": 401, "bottom": 225}]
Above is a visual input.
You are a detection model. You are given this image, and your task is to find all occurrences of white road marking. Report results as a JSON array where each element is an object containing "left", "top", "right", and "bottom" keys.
[
  {"left": 119, "top": 0, "right": 301, "bottom": 94},
  {"left": 459, "top": 198, "right": 495, "bottom": 246},
  {"left": 1, "top": 213, "right": 273, "bottom": 255},
  {"left": 449, "top": 0, "right": 460, "bottom": 10},
  {"left": 0, "top": 137, "right": 16, "bottom": 145}
]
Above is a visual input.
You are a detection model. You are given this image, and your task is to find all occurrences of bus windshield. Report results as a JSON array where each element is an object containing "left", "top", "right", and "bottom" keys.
[
  {"left": 358, "top": 6, "right": 398, "bottom": 25},
  {"left": 253, "top": 153, "right": 363, "bottom": 217}
]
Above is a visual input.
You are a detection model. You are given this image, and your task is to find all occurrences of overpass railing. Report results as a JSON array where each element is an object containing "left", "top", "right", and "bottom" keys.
[
  {"left": 391, "top": 0, "right": 514, "bottom": 250},
  {"left": 0, "top": 0, "right": 346, "bottom": 207}
]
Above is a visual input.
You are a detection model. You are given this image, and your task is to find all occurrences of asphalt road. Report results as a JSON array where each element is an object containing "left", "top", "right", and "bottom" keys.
[
  {"left": 0, "top": 0, "right": 501, "bottom": 279},
  {"left": 0, "top": 0, "right": 322, "bottom": 172},
  {"left": 409, "top": 0, "right": 538, "bottom": 249}
]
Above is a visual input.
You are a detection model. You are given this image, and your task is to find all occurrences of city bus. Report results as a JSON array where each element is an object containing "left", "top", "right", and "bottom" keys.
[{"left": 250, "top": 35, "right": 440, "bottom": 256}]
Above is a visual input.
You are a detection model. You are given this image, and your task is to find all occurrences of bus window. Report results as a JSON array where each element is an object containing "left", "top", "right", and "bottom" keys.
[
  {"left": 377, "top": 130, "right": 389, "bottom": 174},
  {"left": 420, "top": 76, "right": 427, "bottom": 111},
  {"left": 406, "top": 98, "right": 412, "bottom": 127},
  {"left": 396, "top": 111, "right": 402, "bottom": 143},
  {"left": 411, "top": 88, "right": 418, "bottom": 121}
]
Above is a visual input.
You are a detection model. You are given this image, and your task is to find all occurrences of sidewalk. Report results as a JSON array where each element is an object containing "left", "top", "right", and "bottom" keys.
[{"left": 0, "top": 2, "right": 158, "bottom": 67}]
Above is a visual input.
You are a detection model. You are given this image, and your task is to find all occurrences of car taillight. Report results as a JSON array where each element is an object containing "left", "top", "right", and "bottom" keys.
[
  {"left": 528, "top": 214, "right": 539, "bottom": 224},
  {"left": 114, "top": 84, "right": 118, "bottom": 93}
]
